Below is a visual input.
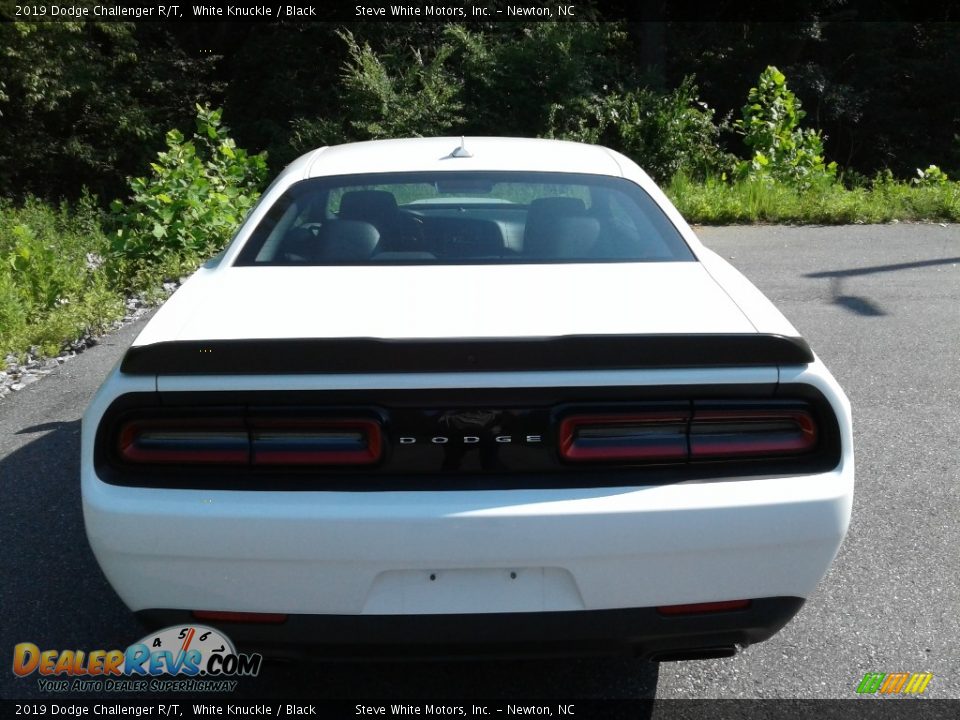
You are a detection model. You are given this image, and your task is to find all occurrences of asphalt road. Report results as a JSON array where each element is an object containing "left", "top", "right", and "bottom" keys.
[{"left": 1, "top": 224, "right": 958, "bottom": 702}]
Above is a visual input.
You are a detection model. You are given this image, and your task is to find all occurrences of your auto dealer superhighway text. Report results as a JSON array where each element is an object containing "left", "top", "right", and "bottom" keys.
[{"left": 14, "top": 706, "right": 317, "bottom": 717}]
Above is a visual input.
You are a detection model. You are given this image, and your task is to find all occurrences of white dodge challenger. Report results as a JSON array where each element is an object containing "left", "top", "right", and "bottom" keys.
[{"left": 82, "top": 137, "right": 853, "bottom": 660}]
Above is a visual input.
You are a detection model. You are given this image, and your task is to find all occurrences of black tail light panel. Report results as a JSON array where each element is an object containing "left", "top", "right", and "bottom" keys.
[
  {"left": 558, "top": 401, "right": 820, "bottom": 465},
  {"left": 94, "top": 384, "right": 841, "bottom": 491}
]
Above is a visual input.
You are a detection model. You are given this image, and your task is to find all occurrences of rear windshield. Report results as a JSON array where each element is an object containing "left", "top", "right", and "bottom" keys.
[{"left": 234, "top": 172, "right": 694, "bottom": 266}]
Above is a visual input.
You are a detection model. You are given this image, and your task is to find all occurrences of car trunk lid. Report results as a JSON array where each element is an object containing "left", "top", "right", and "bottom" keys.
[{"left": 138, "top": 262, "right": 756, "bottom": 343}]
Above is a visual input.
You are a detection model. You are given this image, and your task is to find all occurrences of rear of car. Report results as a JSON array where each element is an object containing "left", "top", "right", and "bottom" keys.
[{"left": 82, "top": 137, "right": 853, "bottom": 660}]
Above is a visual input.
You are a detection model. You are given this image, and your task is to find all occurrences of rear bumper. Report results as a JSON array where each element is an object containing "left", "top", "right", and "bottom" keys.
[
  {"left": 83, "top": 468, "right": 852, "bottom": 615},
  {"left": 136, "top": 597, "right": 805, "bottom": 660}
]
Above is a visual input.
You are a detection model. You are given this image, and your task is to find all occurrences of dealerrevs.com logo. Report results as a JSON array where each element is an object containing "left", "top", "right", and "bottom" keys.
[{"left": 13, "top": 625, "right": 262, "bottom": 693}]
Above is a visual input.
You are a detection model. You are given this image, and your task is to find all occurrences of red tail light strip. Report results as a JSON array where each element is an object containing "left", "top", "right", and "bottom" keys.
[
  {"left": 117, "top": 417, "right": 382, "bottom": 467},
  {"left": 657, "top": 599, "right": 752, "bottom": 616}
]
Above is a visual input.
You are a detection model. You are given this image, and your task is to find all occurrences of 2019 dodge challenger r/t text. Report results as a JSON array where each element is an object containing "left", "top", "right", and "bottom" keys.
[{"left": 82, "top": 137, "right": 853, "bottom": 660}]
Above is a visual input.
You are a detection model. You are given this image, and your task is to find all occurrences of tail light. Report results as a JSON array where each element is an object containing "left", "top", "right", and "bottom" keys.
[
  {"left": 98, "top": 391, "right": 838, "bottom": 489},
  {"left": 559, "top": 404, "right": 818, "bottom": 464},
  {"left": 116, "top": 415, "right": 382, "bottom": 467},
  {"left": 118, "top": 419, "right": 248, "bottom": 465},
  {"left": 250, "top": 418, "right": 382, "bottom": 466},
  {"left": 689, "top": 409, "right": 817, "bottom": 459},
  {"left": 559, "top": 411, "right": 688, "bottom": 462}
]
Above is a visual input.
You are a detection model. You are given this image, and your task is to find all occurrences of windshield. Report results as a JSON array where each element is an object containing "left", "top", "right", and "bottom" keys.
[{"left": 234, "top": 172, "right": 695, "bottom": 266}]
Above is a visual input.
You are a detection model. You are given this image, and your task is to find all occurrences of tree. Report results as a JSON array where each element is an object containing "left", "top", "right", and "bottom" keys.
[
  {"left": 0, "top": 22, "right": 220, "bottom": 201},
  {"left": 734, "top": 66, "right": 836, "bottom": 187}
]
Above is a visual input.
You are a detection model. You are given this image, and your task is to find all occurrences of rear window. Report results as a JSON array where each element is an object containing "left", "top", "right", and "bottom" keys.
[{"left": 234, "top": 172, "right": 694, "bottom": 266}]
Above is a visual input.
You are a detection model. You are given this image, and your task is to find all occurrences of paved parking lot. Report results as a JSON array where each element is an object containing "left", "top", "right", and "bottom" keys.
[{"left": 1, "top": 224, "right": 957, "bottom": 700}]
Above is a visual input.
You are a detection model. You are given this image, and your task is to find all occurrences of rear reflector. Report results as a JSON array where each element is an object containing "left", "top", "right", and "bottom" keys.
[
  {"left": 117, "top": 416, "right": 382, "bottom": 467},
  {"left": 559, "top": 412, "right": 689, "bottom": 462},
  {"left": 559, "top": 406, "right": 817, "bottom": 464},
  {"left": 191, "top": 611, "right": 288, "bottom": 624},
  {"left": 657, "top": 600, "right": 752, "bottom": 616}
]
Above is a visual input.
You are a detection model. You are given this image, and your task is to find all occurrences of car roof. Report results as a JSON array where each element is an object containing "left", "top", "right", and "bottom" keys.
[{"left": 296, "top": 137, "right": 627, "bottom": 179}]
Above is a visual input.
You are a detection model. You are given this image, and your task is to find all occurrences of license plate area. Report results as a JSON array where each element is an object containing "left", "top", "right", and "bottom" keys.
[{"left": 361, "top": 568, "right": 584, "bottom": 614}]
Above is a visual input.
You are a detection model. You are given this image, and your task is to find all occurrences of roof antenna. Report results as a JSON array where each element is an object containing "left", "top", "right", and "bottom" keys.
[{"left": 450, "top": 136, "right": 473, "bottom": 158}]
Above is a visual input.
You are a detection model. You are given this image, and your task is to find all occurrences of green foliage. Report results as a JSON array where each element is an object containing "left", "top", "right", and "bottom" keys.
[
  {"left": 110, "top": 105, "right": 268, "bottom": 288},
  {"left": 2, "top": 21, "right": 960, "bottom": 201},
  {"left": 337, "top": 30, "right": 465, "bottom": 140},
  {"left": 446, "top": 23, "right": 626, "bottom": 138},
  {"left": 912, "top": 164, "right": 950, "bottom": 186},
  {"left": 1, "top": 106, "right": 268, "bottom": 361},
  {"left": 0, "top": 21, "right": 220, "bottom": 201},
  {"left": 668, "top": 172, "right": 960, "bottom": 224},
  {"left": 546, "top": 78, "right": 732, "bottom": 182},
  {"left": 0, "top": 195, "right": 123, "bottom": 358},
  {"left": 734, "top": 66, "right": 837, "bottom": 188},
  {"left": 286, "top": 23, "right": 629, "bottom": 156},
  {"left": 284, "top": 28, "right": 470, "bottom": 154}
]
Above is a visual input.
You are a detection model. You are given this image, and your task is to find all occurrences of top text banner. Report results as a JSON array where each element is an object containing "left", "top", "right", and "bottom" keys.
[
  {"left": 8, "top": 1, "right": 595, "bottom": 23},
  {"left": 4, "top": 1, "right": 956, "bottom": 23}
]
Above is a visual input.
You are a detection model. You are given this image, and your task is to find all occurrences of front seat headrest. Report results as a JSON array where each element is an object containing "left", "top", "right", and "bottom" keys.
[
  {"left": 338, "top": 190, "right": 399, "bottom": 222},
  {"left": 316, "top": 220, "right": 381, "bottom": 261}
]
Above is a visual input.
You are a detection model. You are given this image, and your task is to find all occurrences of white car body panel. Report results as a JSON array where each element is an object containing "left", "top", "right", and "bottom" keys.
[
  {"left": 695, "top": 247, "right": 802, "bottom": 337},
  {"left": 83, "top": 469, "right": 851, "bottom": 616},
  {"left": 305, "top": 137, "right": 625, "bottom": 177},
  {"left": 132, "top": 262, "right": 755, "bottom": 346}
]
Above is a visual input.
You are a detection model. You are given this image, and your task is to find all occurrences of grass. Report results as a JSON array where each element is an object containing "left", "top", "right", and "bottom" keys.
[
  {"left": 666, "top": 173, "right": 960, "bottom": 224},
  {"left": 0, "top": 197, "right": 124, "bottom": 360}
]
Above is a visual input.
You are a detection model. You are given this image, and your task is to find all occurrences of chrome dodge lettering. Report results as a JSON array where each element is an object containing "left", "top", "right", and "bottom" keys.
[{"left": 397, "top": 435, "right": 543, "bottom": 445}]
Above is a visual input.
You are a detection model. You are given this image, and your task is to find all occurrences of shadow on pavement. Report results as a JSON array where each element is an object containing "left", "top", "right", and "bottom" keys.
[
  {"left": 804, "top": 254, "right": 960, "bottom": 317},
  {"left": 804, "top": 255, "right": 960, "bottom": 279}
]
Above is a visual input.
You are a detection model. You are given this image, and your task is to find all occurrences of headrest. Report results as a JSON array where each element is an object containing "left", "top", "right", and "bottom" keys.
[
  {"left": 316, "top": 220, "right": 381, "bottom": 261},
  {"left": 524, "top": 216, "right": 601, "bottom": 259},
  {"left": 339, "top": 190, "right": 399, "bottom": 220},
  {"left": 524, "top": 196, "right": 597, "bottom": 258},
  {"left": 276, "top": 226, "right": 317, "bottom": 263},
  {"left": 526, "top": 196, "right": 586, "bottom": 219}
]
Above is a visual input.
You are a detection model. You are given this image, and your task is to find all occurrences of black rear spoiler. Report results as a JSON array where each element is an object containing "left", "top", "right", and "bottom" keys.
[{"left": 120, "top": 334, "right": 814, "bottom": 375}]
